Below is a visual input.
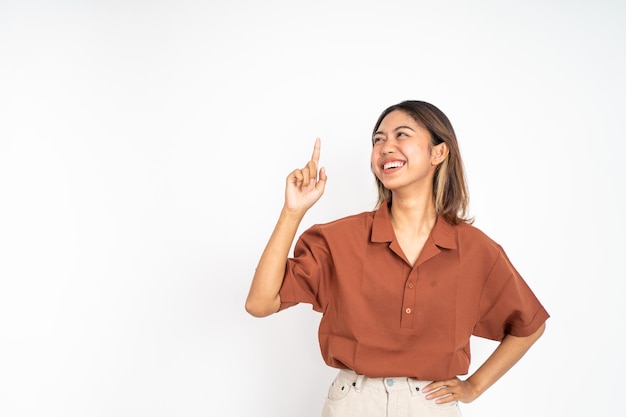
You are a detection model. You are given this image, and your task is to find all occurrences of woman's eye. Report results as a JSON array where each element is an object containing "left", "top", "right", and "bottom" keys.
[{"left": 373, "top": 137, "right": 383, "bottom": 144}]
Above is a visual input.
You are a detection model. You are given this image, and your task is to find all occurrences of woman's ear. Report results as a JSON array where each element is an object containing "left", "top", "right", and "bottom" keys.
[{"left": 431, "top": 142, "right": 449, "bottom": 165}]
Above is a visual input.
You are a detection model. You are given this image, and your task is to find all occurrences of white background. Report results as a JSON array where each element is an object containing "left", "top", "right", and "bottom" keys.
[{"left": 1, "top": 1, "right": 625, "bottom": 416}]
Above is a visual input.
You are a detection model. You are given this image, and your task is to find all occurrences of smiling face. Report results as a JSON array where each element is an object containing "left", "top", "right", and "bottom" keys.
[{"left": 371, "top": 110, "right": 447, "bottom": 196}]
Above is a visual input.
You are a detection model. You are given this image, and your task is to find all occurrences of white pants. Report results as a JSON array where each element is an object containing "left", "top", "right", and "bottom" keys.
[{"left": 321, "top": 369, "right": 461, "bottom": 417}]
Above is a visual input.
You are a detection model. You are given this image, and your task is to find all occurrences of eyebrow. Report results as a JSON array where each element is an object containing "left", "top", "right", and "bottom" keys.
[{"left": 373, "top": 125, "right": 416, "bottom": 137}]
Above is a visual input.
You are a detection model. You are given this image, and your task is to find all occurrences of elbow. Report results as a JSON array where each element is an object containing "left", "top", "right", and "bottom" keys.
[
  {"left": 245, "top": 297, "right": 278, "bottom": 318},
  {"left": 244, "top": 302, "right": 267, "bottom": 318}
]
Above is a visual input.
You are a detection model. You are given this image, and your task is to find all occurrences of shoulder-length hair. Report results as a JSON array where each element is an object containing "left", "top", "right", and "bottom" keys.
[{"left": 372, "top": 100, "right": 472, "bottom": 225}]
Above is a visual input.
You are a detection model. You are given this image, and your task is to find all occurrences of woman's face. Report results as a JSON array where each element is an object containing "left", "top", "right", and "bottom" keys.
[{"left": 371, "top": 110, "right": 443, "bottom": 195}]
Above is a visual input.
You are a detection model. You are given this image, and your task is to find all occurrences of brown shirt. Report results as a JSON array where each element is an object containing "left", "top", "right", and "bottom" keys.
[{"left": 279, "top": 202, "right": 549, "bottom": 380}]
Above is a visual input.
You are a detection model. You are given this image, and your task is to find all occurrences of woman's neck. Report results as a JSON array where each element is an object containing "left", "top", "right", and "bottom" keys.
[{"left": 389, "top": 193, "right": 437, "bottom": 235}]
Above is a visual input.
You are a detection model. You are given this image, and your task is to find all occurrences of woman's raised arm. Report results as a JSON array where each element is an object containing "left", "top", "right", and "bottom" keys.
[{"left": 245, "top": 138, "right": 327, "bottom": 317}]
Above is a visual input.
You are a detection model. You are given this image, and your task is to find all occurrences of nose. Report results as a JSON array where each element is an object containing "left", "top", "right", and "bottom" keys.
[{"left": 381, "top": 139, "right": 395, "bottom": 155}]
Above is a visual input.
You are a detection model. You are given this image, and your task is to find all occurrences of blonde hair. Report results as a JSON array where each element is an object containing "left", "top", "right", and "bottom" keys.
[{"left": 372, "top": 101, "right": 472, "bottom": 225}]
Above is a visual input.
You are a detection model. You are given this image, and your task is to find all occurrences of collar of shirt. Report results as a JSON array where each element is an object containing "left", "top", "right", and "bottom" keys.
[{"left": 370, "top": 200, "right": 457, "bottom": 251}]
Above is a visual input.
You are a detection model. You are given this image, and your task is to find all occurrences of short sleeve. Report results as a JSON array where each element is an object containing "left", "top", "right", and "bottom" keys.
[
  {"left": 278, "top": 225, "right": 331, "bottom": 313},
  {"left": 474, "top": 246, "right": 549, "bottom": 341}
]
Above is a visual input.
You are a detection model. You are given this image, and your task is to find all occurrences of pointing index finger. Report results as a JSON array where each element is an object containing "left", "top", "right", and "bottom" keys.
[{"left": 311, "top": 137, "right": 321, "bottom": 164}]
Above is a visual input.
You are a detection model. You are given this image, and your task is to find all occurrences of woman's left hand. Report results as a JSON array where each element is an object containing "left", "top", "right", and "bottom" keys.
[
  {"left": 421, "top": 324, "right": 547, "bottom": 405},
  {"left": 422, "top": 378, "right": 480, "bottom": 404}
]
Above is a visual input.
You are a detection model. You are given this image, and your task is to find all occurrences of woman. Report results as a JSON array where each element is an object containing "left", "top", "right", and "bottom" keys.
[{"left": 246, "top": 100, "right": 549, "bottom": 417}]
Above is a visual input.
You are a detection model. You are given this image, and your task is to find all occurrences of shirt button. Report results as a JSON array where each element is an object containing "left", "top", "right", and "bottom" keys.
[
  {"left": 408, "top": 283, "right": 414, "bottom": 289},
  {"left": 386, "top": 379, "right": 394, "bottom": 386},
  {"left": 405, "top": 308, "right": 412, "bottom": 314}
]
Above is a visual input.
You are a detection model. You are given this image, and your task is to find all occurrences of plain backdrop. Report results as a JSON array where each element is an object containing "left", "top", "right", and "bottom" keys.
[{"left": 1, "top": 1, "right": 625, "bottom": 416}]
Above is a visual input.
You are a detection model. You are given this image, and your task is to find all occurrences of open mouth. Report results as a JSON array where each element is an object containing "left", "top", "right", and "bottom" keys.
[{"left": 382, "top": 160, "right": 405, "bottom": 171}]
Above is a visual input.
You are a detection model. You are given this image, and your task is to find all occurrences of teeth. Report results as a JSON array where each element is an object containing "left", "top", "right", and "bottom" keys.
[{"left": 383, "top": 161, "right": 405, "bottom": 169}]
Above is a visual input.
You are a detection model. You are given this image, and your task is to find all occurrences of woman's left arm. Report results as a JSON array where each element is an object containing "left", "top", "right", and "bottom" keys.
[{"left": 423, "top": 322, "right": 546, "bottom": 404}]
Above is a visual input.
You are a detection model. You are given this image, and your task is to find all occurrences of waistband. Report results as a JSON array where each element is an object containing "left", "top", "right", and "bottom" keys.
[{"left": 338, "top": 369, "right": 433, "bottom": 395}]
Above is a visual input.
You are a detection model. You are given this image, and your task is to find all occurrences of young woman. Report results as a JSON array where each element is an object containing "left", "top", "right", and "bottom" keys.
[{"left": 246, "top": 100, "right": 549, "bottom": 417}]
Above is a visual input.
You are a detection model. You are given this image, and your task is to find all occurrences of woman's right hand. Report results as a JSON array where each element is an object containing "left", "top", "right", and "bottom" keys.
[
  {"left": 284, "top": 138, "right": 327, "bottom": 214},
  {"left": 246, "top": 138, "right": 327, "bottom": 317}
]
